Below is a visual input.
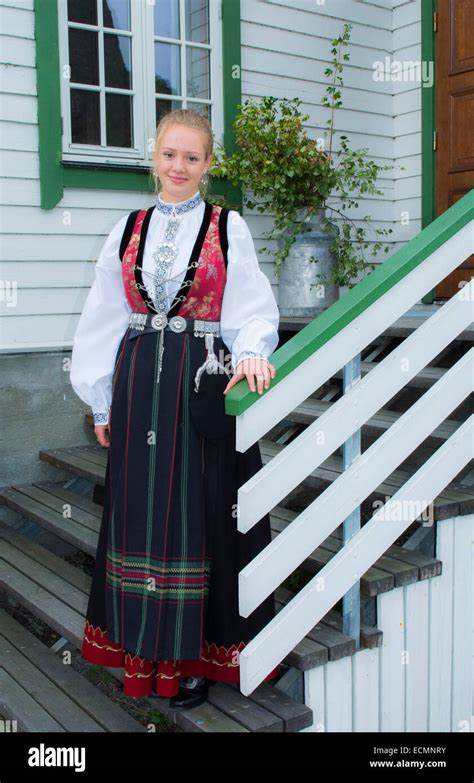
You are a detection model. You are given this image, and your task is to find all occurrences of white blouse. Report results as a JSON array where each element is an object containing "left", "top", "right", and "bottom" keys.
[{"left": 70, "top": 191, "right": 280, "bottom": 424}]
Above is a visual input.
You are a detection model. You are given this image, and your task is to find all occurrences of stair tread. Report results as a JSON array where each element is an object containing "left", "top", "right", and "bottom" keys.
[
  {"left": 289, "top": 397, "right": 461, "bottom": 441},
  {"left": 0, "top": 517, "right": 377, "bottom": 673},
  {"left": 38, "top": 444, "right": 472, "bottom": 508},
  {"left": 332, "top": 361, "right": 445, "bottom": 389},
  {"left": 0, "top": 481, "right": 441, "bottom": 597},
  {"left": 0, "top": 520, "right": 313, "bottom": 730},
  {"left": 280, "top": 309, "right": 474, "bottom": 342},
  {"left": 0, "top": 609, "right": 144, "bottom": 732},
  {"left": 270, "top": 506, "right": 442, "bottom": 594},
  {"left": 259, "top": 439, "right": 473, "bottom": 505}
]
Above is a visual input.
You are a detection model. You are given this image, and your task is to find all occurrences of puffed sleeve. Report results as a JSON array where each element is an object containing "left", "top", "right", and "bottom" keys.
[
  {"left": 70, "top": 214, "right": 131, "bottom": 425},
  {"left": 220, "top": 210, "right": 280, "bottom": 370}
]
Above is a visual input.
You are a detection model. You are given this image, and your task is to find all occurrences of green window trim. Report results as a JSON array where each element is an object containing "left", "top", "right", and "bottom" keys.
[{"left": 34, "top": 0, "right": 242, "bottom": 211}]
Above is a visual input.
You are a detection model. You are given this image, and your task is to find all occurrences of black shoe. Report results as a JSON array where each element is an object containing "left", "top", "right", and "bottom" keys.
[{"left": 169, "top": 676, "right": 213, "bottom": 709}]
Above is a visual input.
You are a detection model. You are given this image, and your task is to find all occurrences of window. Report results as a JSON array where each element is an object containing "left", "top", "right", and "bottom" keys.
[{"left": 57, "top": 0, "right": 223, "bottom": 168}]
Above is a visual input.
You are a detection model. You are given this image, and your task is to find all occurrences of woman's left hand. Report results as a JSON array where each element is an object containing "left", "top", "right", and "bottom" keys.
[{"left": 223, "top": 357, "right": 276, "bottom": 396}]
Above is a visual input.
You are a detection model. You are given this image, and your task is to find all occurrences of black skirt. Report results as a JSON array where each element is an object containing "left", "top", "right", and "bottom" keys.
[{"left": 82, "top": 325, "right": 280, "bottom": 694}]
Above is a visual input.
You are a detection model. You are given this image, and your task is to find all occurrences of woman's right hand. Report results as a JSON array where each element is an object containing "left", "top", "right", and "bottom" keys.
[{"left": 95, "top": 424, "right": 110, "bottom": 448}]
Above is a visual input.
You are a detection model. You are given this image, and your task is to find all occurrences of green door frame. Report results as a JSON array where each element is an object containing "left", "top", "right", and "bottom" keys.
[
  {"left": 421, "top": 0, "right": 437, "bottom": 303},
  {"left": 34, "top": 0, "right": 242, "bottom": 211}
]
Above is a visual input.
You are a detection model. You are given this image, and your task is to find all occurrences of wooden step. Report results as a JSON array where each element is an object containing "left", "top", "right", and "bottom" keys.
[
  {"left": 0, "top": 609, "right": 145, "bottom": 732},
  {"left": 286, "top": 397, "right": 461, "bottom": 444},
  {"left": 0, "top": 482, "right": 100, "bottom": 556},
  {"left": 39, "top": 446, "right": 107, "bottom": 484},
  {"left": 0, "top": 520, "right": 313, "bottom": 731},
  {"left": 0, "top": 481, "right": 440, "bottom": 598},
  {"left": 332, "top": 361, "right": 445, "bottom": 390},
  {"left": 279, "top": 305, "right": 474, "bottom": 342},
  {"left": 38, "top": 443, "right": 472, "bottom": 514},
  {"left": 258, "top": 439, "right": 473, "bottom": 510},
  {"left": 270, "top": 506, "right": 442, "bottom": 596},
  {"left": 0, "top": 515, "right": 376, "bottom": 673}
]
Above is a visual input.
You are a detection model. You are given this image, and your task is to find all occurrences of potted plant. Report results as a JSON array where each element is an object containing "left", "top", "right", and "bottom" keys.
[{"left": 211, "top": 24, "right": 398, "bottom": 316}]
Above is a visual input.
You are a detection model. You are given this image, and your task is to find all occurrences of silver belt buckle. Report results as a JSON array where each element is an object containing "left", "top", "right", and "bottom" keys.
[
  {"left": 151, "top": 313, "right": 168, "bottom": 330},
  {"left": 168, "top": 316, "right": 187, "bottom": 333}
]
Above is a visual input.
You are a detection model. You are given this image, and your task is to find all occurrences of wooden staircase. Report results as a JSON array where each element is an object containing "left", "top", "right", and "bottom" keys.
[{"left": 0, "top": 305, "right": 471, "bottom": 732}]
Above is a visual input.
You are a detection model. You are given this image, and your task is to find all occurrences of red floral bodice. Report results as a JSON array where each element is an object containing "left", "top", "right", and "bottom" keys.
[{"left": 121, "top": 202, "right": 227, "bottom": 321}]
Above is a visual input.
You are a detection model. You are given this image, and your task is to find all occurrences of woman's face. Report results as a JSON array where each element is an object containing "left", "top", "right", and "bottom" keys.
[{"left": 155, "top": 124, "right": 211, "bottom": 203}]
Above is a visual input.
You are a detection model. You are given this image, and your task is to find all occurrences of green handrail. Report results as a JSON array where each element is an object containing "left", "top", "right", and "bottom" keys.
[{"left": 225, "top": 189, "right": 474, "bottom": 417}]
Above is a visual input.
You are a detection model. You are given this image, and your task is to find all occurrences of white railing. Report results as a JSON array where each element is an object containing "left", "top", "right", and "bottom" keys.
[{"left": 235, "top": 223, "right": 474, "bottom": 696}]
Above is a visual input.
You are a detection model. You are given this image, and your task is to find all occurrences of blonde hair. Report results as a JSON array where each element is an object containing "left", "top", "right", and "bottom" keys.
[{"left": 150, "top": 109, "right": 214, "bottom": 197}]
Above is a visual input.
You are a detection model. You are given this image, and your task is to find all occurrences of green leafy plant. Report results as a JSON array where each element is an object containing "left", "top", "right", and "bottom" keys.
[{"left": 212, "top": 23, "right": 399, "bottom": 288}]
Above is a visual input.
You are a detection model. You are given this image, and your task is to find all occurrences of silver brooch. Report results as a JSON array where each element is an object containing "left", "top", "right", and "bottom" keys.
[
  {"left": 151, "top": 313, "right": 168, "bottom": 330},
  {"left": 169, "top": 316, "right": 187, "bottom": 333}
]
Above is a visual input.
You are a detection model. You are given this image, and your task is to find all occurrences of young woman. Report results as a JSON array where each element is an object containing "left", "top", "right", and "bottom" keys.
[{"left": 70, "top": 109, "right": 282, "bottom": 709}]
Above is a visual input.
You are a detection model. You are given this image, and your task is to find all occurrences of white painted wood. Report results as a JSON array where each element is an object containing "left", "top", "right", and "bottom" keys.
[
  {"left": 298, "top": 512, "right": 473, "bottom": 733},
  {"left": 0, "top": 4, "right": 33, "bottom": 38},
  {"left": 238, "top": 352, "right": 472, "bottom": 615},
  {"left": 237, "top": 289, "right": 473, "bottom": 531},
  {"left": 390, "top": 0, "right": 421, "bottom": 239},
  {"left": 243, "top": 73, "right": 395, "bottom": 116},
  {"left": 1, "top": 289, "right": 90, "bottom": 315},
  {"left": 393, "top": 1, "right": 421, "bottom": 30},
  {"left": 405, "top": 579, "right": 429, "bottom": 731},
  {"left": 242, "top": 0, "right": 392, "bottom": 47},
  {"left": 299, "top": 516, "right": 472, "bottom": 734},
  {"left": 265, "top": 0, "right": 392, "bottom": 27},
  {"left": 235, "top": 228, "right": 473, "bottom": 453},
  {"left": 241, "top": 0, "right": 422, "bottom": 280},
  {"left": 299, "top": 511, "right": 471, "bottom": 733},
  {"left": 300, "top": 666, "right": 325, "bottom": 732},
  {"left": 378, "top": 588, "right": 405, "bottom": 732},
  {"left": 450, "top": 514, "right": 472, "bottom": 732},
  {"left": 428, "top": 518, "right": 454, "bottom": 732},
  {"left": 243, "top": 22, "right": 394, "bottom": 75},
  {"left": 0, "top": 262, "right": 99, "bottom": 288},
  {"left": 239, "top": 418, "right": 473, "bottom": 694},
  {"left": 326, "top": 657, "right": 352, "bottom": 732},
  {"left": 352, "top": 647, "right": 380, "bottom": 732}
]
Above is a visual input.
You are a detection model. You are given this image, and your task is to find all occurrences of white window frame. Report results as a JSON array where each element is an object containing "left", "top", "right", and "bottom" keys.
[{"left": 57, "top": 0, "right": 224, "bottom": 168}]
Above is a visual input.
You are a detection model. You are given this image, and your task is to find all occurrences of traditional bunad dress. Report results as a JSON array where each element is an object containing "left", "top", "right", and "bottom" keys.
[{"left": 70, "top": 189, "right": 281, "bottom": 698}]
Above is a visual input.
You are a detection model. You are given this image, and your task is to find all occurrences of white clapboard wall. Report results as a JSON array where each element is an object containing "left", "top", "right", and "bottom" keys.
[
  {"left": 300, "top": 513, "right": 473, "bottom": 733},
  {"left": 1, "top": 0, "right": 423, "bottom": 351}
]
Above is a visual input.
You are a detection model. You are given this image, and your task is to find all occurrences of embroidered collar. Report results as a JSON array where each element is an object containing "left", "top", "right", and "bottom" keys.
[{"left": 155, "top": 189, "right": 203, "bottom": 215}]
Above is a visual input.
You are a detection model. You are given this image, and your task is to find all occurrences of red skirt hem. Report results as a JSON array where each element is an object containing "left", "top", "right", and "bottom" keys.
[{"left": 82, "top": 620, "right": 282, "bottom": 698}]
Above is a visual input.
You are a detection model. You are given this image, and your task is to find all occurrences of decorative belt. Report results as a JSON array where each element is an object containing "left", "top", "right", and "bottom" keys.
[
  {"left": 128, "top": 312, "right": 230, "bottom": 390},
  {"left": 128, "top": 312, "right": 221, "bottom": 338}
]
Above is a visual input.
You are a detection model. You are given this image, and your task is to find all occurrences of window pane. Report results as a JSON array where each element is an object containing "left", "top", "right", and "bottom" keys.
[
  {"left": 186, "top": 46, "right": 209, "bottom": 99},
  {"left": 69, "top": 28, "right": 99, "bottom": 85},
  {"left": 70, "top": 89, "right": 100, "bottom": 144},
  {"left": 187, "top": 102, "right": 210, "bottom": 122},
  {"left": 106, "top": 92, "right": 133, "bottom": 147},
  {"left": 104, "top": 34, "right": 131, "bottom": 89},
  {"left": 68, "top": 0, "right": 97, "bottom": 25},
  {"left": 154, "top": 0, "right": 180, "bottom": 39},
  {"left": 156, "top": 97, "right": 182, "bottom": 125},
  {"left": 155, "top": 42, "right": 181, "bottom": 95},
  {"left": 103, "top": 0, "right": 130, "bottom": 31},
  {"left": 185, "top": 0, "right": 208, "bottom": 44}
]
